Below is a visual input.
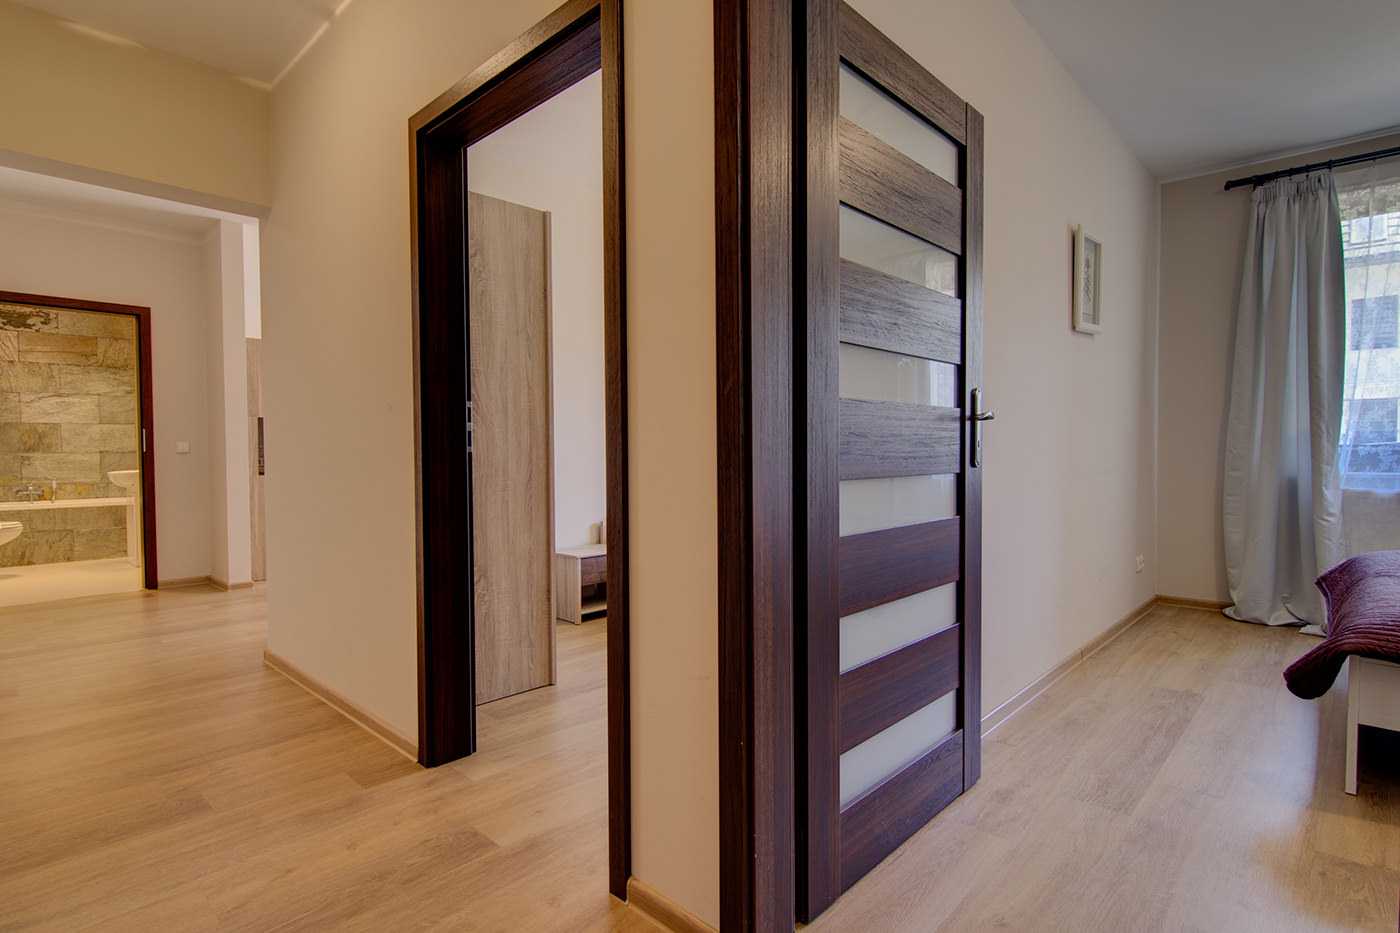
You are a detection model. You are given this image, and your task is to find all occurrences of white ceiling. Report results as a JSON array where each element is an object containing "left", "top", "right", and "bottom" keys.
[
  {"left": 12, "top": 0, "right": 344, "bottom": 86},
  {"left": 1012, "top": 0, "right": 1400, "bottom": 179}
]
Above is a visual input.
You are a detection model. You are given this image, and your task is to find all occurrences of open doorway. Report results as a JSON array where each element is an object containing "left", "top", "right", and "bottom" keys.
[
  {"left": 0, "top": 291, "right": 156, "bottom": 604},
  {"left": 0, "top": 166, "right": 267, "bottom": 607},
  {"left": 411, "top": 0, "right": 629, "bottom": 898}
]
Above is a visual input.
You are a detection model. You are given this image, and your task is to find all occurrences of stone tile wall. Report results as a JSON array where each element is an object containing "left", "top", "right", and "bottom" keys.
[{"left": 0, "top": 301, "right": 139, "bottom": 567}]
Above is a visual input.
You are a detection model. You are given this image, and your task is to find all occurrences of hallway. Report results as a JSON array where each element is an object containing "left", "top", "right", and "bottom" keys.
[
  {"left": 0, "top": 586, "right": 648, "bottom": 931},
  {"left": 2, "top": 590, "right": 1396, "bottom": 930}
]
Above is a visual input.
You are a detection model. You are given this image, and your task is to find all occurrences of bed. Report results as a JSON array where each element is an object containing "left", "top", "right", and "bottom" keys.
[{"left": 1283, "top": 550, "right": 1400, "bottom": 795}]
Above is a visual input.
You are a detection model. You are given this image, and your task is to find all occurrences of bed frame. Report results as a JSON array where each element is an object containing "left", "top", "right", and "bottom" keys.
[{"left": 1345, "top": 656, "right": 1400, "bottom": 794}]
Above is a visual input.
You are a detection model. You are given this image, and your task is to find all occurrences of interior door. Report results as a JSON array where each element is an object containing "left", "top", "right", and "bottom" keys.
[
  {"left": 467, "top": 191, "right": 556, "bottom": 705},
  {"left": 798, "top": 2, "right": 985, "bottom": 918}
]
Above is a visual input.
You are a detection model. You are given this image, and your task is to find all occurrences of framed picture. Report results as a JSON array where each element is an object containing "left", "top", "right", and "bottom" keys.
[{"left": 1072, "top": 225, "right": 1102, "bottom": 334}]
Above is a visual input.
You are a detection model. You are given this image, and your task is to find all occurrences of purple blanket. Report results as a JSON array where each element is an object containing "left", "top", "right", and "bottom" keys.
[{"left": 1284, "top": 550, "right": 1400, "bottom": 699}]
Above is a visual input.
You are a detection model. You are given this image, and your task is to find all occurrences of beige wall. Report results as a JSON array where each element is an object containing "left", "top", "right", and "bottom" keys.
[
  {"left": 260, "top": 0, "right": 719, "bottom": 923},
  {"left": 0, "top": 0, "right": 270, "bottom": 209},
  {"left": 1157, "top": 131, "right": 1400, "bottom": 602},
  {"left": 850, "top": 0, "right": 1160, "bottom": 714},
  {"left": 0, "top": 207, "right": 218, "bottom": 580}
]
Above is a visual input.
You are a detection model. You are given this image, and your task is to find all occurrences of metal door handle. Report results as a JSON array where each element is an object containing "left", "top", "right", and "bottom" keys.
[{"left": 970, "top": 388, "right": 994, "bottom": 468}]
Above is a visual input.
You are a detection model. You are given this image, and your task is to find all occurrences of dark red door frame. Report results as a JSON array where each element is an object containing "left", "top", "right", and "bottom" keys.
[
  {"left": 408, "top": 0, "right": 631, "bottom": 899},
  {"left": 0, "top": 289, "right": 158, "bottom": 589},
  {"left": 714, "top": 0, "right": 797, "bottom": 930}
]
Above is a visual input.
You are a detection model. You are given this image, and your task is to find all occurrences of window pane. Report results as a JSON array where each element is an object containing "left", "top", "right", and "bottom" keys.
[
  {"left": 839, "top": 691, "right": 956, "bottom": 807},
  {"left": 839, "top": 475, "right": 957, "bottom": 536},
  {"left": 840, "top": 205, "right": 958, "bottom": 297},
  {"left": 839, "top": 343, "right": 957, "bottom": 407},
  {"left": 839, "top": 64, "right": 959, "bottom": 186},
  {"left": 1351, "top": 296, "right": 1399, "bottom": 350},
  {"left": 1338, "top": 172, "right": 1400, "bottom": 489},
  {"left": 839, "top": 583, "right": 955, "bottom": 672}
]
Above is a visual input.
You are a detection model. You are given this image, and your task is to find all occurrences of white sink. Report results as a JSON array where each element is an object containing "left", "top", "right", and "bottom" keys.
[{"left": 107, "top": 469, "right": 140, "bottom": 490}]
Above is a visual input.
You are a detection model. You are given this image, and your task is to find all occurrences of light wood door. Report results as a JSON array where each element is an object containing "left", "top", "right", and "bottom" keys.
[
  {"left": 798, "top": 2, "right": 985, "bottom": 918},
  {"left": 467, "top": 191, "right": 555, "bottom": 705}
]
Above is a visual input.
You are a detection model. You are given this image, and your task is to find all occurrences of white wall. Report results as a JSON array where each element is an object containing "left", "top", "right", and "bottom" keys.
[
  {"left": 261, "top": 0, "right": 718, "bottom": 922},
  {"left": 467, "top": 73, "right": 607, "bottom": 549},
  {"left": 850, "top": 0, "right": 1160, "bottom": 715},
  {"left": 204, "top": 220, "right": 254, "bottom": 588},
  {"left": 1158, "top": 131, "right": 1400, "bottom": 602},
  {"left": 0, "top": 206, "right": 215, "bottom": 581}
]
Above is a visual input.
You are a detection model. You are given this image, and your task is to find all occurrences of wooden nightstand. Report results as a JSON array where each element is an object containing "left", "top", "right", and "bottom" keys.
[{"left": 554, "top": 544, "right": 607, "bottom": 624}]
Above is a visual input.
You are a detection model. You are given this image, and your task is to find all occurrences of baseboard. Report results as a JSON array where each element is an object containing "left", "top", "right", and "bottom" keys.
[
  {"left": 210, "top": 577, "right": 255, "bottom": 592},
  {"left": 626, "top": 878, "right": 715, "bottom": 933},
  {"left": 263, "top": 649, "right": 419, "bottom": 762},
  {"left": 981, "top": 596, "right": 1158, "bottom": 737},
  {"left": 158, "top": 575, "right": 214, "bottom": 589},
  {"left": 1155, "top": 594, "right": 1230, "bottom": 611}
]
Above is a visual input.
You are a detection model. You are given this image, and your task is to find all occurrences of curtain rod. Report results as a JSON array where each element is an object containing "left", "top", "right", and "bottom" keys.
[{"left": 1222, "top": 143, "right": 1400, "bottom": 191}]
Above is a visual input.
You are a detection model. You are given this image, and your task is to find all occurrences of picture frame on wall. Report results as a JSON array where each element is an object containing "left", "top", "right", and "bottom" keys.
[{"left": 1072, "top": 225, "right": 1102, "bottom": 334}]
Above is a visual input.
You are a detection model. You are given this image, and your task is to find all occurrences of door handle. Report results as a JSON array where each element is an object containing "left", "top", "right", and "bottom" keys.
[{"left": 970, "top": 388, "right": 994, "bottom": 468}]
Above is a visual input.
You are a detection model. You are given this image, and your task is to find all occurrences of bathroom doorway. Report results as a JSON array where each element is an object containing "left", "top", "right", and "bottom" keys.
[{"left": 0, "top": 290, "right": 157, "bottom": 607}]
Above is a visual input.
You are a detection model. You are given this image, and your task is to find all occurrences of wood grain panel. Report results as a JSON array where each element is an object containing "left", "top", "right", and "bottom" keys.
[
  {"left": 422, "top": 10, "right": 603, "bottom": 148},
  {"left": 468, "top": 193, "right": 555, "bottom": 705},
  {"left": 797, "top": 0, "right": 843, "bottom": 919},
  {"left": 838, "top": 626, "right": 959, "bottom": 752},
  {"left": 838, "top": 2, "right": 966, "bottom": 144},
  {"left": 580, "top": 556, "right": 607, "bottom": 586},
  {"left": 839, "top": 118, "right": 962, "bottom": 254},
  {"left": 716, "top": 0, "right": 797, "bottom": 927},
  {"left": 839, "top": 398, "right": 960, "bottom": 479},
  {"left": 839, "top": 259, "right": 961, "bottom": 363},
  {"left": 598, "top": 0, "right": 631, "bottom": 897},
  {"left": 960, "top": 105, "right": 984, "bottom": 788},
  {"left": 839, "top": 728, "right": 963, "bottom": 891},
  {"left": 838, "top": 517, "right": 960, "bottom": 617}
]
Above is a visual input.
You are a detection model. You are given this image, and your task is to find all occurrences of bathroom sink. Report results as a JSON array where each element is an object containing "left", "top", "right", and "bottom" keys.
[{"left": 107, "top": 470, "right": 139, "bottom": 490}]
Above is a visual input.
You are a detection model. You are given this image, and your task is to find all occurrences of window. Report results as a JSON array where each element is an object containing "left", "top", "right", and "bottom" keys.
[
  {"left": 1348, "top": 398, "right": 1399, "bottom": 446},
  {"left": 1351, "top": 296, "right": 1399, "bottom": 350},
  {"left": 1338, "top": 169, "right": 1400, "bottom": 490}
]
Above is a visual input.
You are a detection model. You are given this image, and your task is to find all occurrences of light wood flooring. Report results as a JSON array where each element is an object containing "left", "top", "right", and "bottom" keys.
[
  {"left": 1, "top": 591, "right": 1396, "bottom": 931},
  {"left": 0, "top": 586, "right": 654, "bottom": 931},
  {"left": 814, "top": 604, "right": 1400, "bottom": 932}
]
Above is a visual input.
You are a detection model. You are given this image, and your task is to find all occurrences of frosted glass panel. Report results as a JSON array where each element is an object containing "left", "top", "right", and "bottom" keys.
[
  {"left": 839, "top": 64, "right": 959, "bottom": 186},
  {"left": 840, "top": 583, "right": 956, "bottom": 672},
  {"left": 839, "top": 344, "right": 956, "bottom": 407},
  {"left": 840, "top": 691, "right": 957, "bottom": 807},
  {"left": 840, "top": 475, "right": 957, "bottom": 536},
  {"left": 840, "top": 206, "right": 958, "bottom": 297}
]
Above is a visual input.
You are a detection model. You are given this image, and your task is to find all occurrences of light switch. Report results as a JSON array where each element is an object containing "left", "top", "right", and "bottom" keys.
[{"left": 175, "top": 440, "right": 191, "bottom": 454}]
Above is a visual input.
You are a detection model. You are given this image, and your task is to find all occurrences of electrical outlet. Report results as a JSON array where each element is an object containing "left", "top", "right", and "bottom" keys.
[{"left": 1135, "top": 554, "right": 1146, "bottom": 573}]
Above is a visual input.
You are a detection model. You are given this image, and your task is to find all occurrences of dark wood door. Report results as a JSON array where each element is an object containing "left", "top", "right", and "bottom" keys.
[{"left": 797, "top": 2, "right": 985, "bottom": 919}]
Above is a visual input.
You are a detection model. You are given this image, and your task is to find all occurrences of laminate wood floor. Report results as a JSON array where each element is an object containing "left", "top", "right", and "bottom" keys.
[
  {"left": 812, "top": 604, "right": 1400, "bottom": 932},
  {"left": 2, "top": 591, "right": 1396, "bottom": 931},
  {"left": 0, "top": 585, "right": 654, "bottom": 932}
]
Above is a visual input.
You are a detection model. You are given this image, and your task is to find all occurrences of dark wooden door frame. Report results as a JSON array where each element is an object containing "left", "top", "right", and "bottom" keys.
[
  {"left": 715, "top": 0, "right": 796, "bottom": 930},
  {"left": 408, "top": 0, "right": 630, "bottom": 899},
  {"left": 0, "top": 289, "right": 158, "bottom": 589}
]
